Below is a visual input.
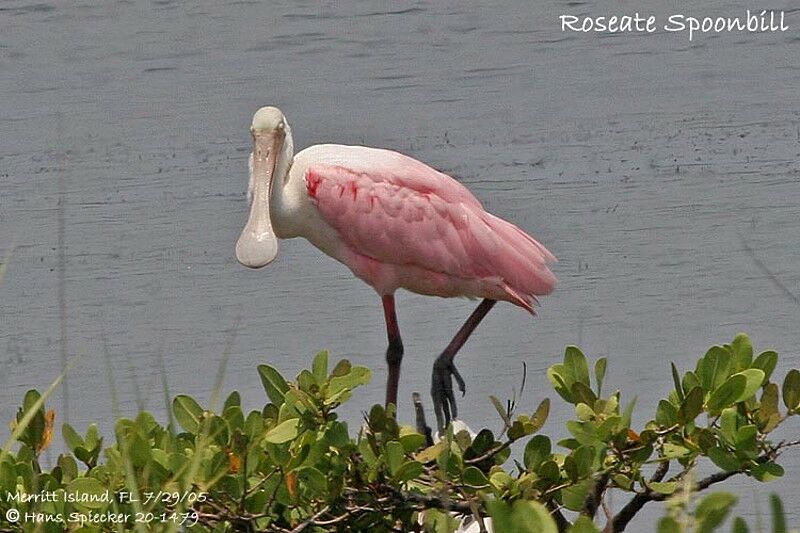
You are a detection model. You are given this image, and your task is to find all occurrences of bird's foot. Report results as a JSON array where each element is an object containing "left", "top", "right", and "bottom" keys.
[{"left": 431, "top": 353, "right": 466, "bottom": 433}]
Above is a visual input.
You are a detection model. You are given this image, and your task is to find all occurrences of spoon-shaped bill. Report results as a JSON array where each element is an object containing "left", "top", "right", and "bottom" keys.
[{"left": 235, "top": 131, "right": 281, "bottom": 268}]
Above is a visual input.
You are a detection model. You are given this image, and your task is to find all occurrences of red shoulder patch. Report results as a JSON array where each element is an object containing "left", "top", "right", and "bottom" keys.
[{"left": 306, "top": 170, "right": 322, "bottom": 198}]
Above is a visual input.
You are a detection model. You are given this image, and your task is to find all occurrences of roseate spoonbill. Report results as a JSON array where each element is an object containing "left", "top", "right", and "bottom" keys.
[{"left": 235, "top": 106, "right": 556, "bottom": 430}]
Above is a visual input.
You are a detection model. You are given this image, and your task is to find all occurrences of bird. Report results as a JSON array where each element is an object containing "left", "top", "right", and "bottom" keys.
[{"left": 235, "top": 106, "right": 556, "bottom": 431}]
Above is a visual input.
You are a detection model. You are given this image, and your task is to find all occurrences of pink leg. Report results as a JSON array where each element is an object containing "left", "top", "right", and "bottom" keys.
[
  {"left": 382, "top": 294, "right": 404, "bottom": 408},
  {"left": 432, "top": 298, "right": 497, "bottom": 431}
]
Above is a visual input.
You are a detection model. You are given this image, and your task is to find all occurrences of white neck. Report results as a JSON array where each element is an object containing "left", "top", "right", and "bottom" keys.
[{"left": 269, "top": 126, "right": 296, "bottom": 238}]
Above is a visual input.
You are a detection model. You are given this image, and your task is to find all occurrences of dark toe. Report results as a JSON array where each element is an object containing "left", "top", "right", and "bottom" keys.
[{"left": 431, "top": 354, "right": 463, "bottom": 431}]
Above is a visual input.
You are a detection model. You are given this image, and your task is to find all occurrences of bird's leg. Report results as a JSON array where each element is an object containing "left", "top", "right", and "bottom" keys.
[
  {"left": 382, "top": 294, "right": 404, "bottom": 408},
  {"left": 431, "top": 298, "right": 497, "bottom": 432}
]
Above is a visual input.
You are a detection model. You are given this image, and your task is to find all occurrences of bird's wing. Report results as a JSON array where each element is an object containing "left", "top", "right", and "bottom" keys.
[{"left": 303, "top": 147, "right": 556, "bottom": 303}]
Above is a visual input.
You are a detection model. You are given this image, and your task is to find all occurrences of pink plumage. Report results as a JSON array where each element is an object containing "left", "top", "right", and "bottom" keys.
[{"left": 303, "top": 146, "right": 556, "bottom": 312}]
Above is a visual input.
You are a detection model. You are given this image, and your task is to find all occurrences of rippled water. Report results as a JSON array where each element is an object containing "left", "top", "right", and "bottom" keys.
[{"left": 1, "top": 0, "right": 799, "bottom": 527}]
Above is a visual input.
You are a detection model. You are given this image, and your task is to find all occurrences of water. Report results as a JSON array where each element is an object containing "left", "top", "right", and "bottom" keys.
[{"left": 1, "top": 0, "right": 799, "bottom": 528}]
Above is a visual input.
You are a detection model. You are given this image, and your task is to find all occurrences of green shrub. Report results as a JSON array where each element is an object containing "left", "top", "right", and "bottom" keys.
[{"left": 0, "top": 334, "right": 798, "bottom": 532}]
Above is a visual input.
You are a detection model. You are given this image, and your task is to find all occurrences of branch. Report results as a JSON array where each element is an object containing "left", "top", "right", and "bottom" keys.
[
  {"left": 583, "top": 472, "right": 610, "bottom": 519},
  {"left": 607, "top": 437, "right": 800, "bottom": 532},
  {"left": 288, "top": 506, "right": 331, "bottom": 533},
  {"left": 546, "top": 500, "right": 571, "bottom": 533},
  {"left": 400, "top": 490, "right": 477, "bottom": 514},
  {"left": 647, "top": 470, "right": 737, "bottom": 502},
  {"left": 606, "top": 459, "right": 669, "bottom": 532}
]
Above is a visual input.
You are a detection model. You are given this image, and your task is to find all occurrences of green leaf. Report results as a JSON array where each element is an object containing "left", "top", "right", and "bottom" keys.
[
  {"left": 415, "top": 440, "right": 448, "bottom": 463},
  {"left": 770, "top": 493, "right": 787, "bottom": 533},
  {"left": 707, "top": 374, "right": 746, "bottom": 412},
  {"left": 223, "top": 406, "right": 244, "bottom": 433},
  {"left": 707, "top": 447, "right": 741, "bottom": 473},
  {"left": 671, "top": 362, "right": 685, "bottom": 402},
  {"left": 731, "top": 517, "right": 749, "bottom": 533},
  {"left": 537, "top": 460, "right": 560, "bottom": 482},
  {"left": 563, "top": 455, "right": 578, "bottom": 482},
  {"left": 758, "top": 383, "right": 779, "bottom": 426},
  {"left": 523, "top": 435, "right": 551, "bottom": 471},
  {"left": 312, "top": 350, "right": 329, "bottom": 384},
  {"left": 62, "top": 423, "right": 84, "bottom": 452},
  {"left": 223, "top": 391, "right": 241, "bottom": 411},
  {"left": 462, "top": 466, "right": 489, "bottom": 487},
  {"left": 751, "top": 462, "right": 784, "bottom": 482},
  {"left": 0, "top": 461, "right": 16, "bottom": 493},
  {"left": 470, "top": 429, "right": 494, "bottom": 455},
  {"left": 263, "top": 418, "right": 299, "bottom": 444},
  {"left": 573, "top": 445, "right": 594, "bottom": 477},
  {"left": 679, "top": 386, "right": 704, "bottom": 423},
  {"left": 208, "top": 415, "right": 230, "bottom": 447},
  {"left": 562, "top": 479, "right": 592, "bottom": 512},
  {"left": 658, "top": 516, "right": 682, "bottom": 533},
  {"left": 699, "top": 346, "right": 732, "bottom": 392},
  {"left": 569, "top": 515, "right": 600, "bottom": 533},
  {"left": 663, "top": 443, "right": 691, "bottom": 459},
  {"left": 547, "top": 365, "right": 573, "bottom": 403},
  {"left": 328, "top": 366, "right": 371, "bottom": 397},
  {"left": 330, "top": 359, "right": 352, "bottom": 377},
  {"left": 57, "top": 454, "right": 78, "bottom": 482},
  {"left": 695, "top": 492, "right": 737, "bottom": 533},
  {"left": 66, "top": 477, "right": 110, "bottom": 510},
  {"left": 613, "top": 474, "right": 633, "bottom": 490},
  {"left": 128, "top": 433, "right": 151, "bottom": 467},
  {"left": 752, "top": 351, "right": 778, "bottom": 385},
  {"left": 649, "top": 481, "right": 677, "bottom": 495},
  {"left": 490, "top": 395, "right": 511, "bottom": 427},
  {"left": 297, "top": 370, "right": 316, "bottom": 393},
  {"left": 399, "top": 431, "right": 425, "bottom": 453},
  {"left": 571, "top": 382, "right": 597, "bottom": 408},
  {"left": 486, "top": 500, "right": 557, "bottom": 533},
  {"left": 720, "top": 407, "right": 739, "bottom": 444},
  {"left": 730, "top": 333, "right": 753, "bottom": 370},
  {"left": 576, "top": 403, "right": 594, "bottom": 421},
  {"left": 257, "top": 365, "right": 289, "bottom": 406},
  {"left": 173, "top": 395, "right": 204, "bottom": 433},
  {"left": 656, "top": 400, "right": 678, "bottom": 427},
  {"left": 621, "top": 397, "right": 636, "bottom": 431},
  {"left": 295, "top": 466, "right": 327, "bottom": 496},
  {"left": 735, "top": 369, "right": 766, "bottom": 402},
  {"left": 393, "top": 460, "right": 423, "bottom": 483},
  {"left": 782, "top": 369, "right": 800, "bottom": 410},
  {"left": 594, "top": 357, "right": 607, "bottom": 396},
  {"left": 422, "top": 509, "right": 461, "bottom": 533},
  {"left": 529, "top": 398, "right": 550, "bottom": 433},
  {"left": 385, "top": 440, "right": 405, "bottom": 475},
  {"left": 565, "top": 346, "right": 590, "bottom": 386},
  {"left": 566, "top": 420, "right": 597, "bottom": 446},
  {"left": 735, "top": 425, "right": 757, "bottom": 453},
  {"left": 683, "top": 371, "right": 701, "bottom": 393},
  {"left": 489, "top": 470, "right": 513, "bottom": 491}
]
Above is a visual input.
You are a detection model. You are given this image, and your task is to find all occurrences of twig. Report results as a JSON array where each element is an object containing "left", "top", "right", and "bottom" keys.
[
  {"left": 464, "top": 439, "right": 514, "bottom": 465},
  {"left": 288, "top": 506, "right": 331, "bottom": 533},
  {"left": 739, "top": 232, "right": 799, "bottom": 304}
]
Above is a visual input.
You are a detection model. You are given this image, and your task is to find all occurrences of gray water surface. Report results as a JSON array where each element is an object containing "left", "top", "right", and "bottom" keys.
[{"left": 1, "top": 0, "right": 799, "bottom": 529}]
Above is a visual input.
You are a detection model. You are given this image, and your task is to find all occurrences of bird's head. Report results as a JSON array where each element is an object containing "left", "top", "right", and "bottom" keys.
[{"left": 235, "top": 106, "right": 292, "bottom": 269}]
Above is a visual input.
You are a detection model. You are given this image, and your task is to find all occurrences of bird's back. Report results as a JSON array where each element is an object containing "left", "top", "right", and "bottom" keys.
[{"left": 294, "top": 144, "right": 556, "bottom": 311}]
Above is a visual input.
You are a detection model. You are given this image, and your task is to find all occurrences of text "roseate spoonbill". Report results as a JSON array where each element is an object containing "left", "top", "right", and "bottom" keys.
[{"left": 235, "top": 106, "right": 556, "bottom": 430}]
